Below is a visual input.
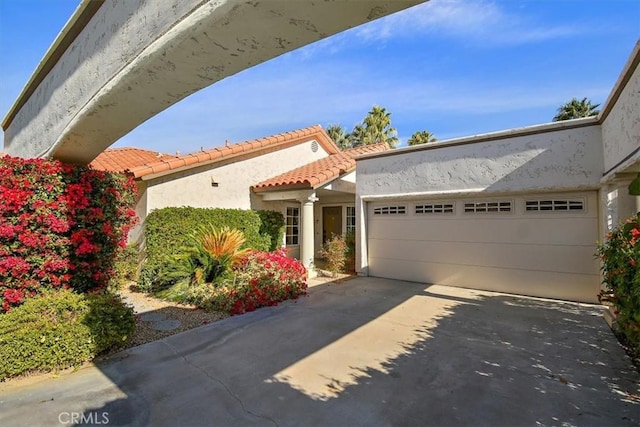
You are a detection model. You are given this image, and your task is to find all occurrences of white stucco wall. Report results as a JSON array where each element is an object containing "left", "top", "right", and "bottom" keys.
[
  {"left": 357, "top": 124, "right": 604, "bottom": 198},
  {"left": 129, "top": 181, "right": 148, "bottom": 244},
  {"left": 145, "top": 140, "right": 329, "bottom": 213},
  {"left": 601, "top": 48, "right": 640, "bottom": 175},
  {"left": 600, "top": 183, "right": 640, "bottom": 234}
]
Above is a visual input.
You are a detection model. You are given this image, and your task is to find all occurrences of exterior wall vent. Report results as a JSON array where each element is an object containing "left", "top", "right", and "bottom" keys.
[{"left": 311, "top": 140, "right": 319, "bottom": 152}]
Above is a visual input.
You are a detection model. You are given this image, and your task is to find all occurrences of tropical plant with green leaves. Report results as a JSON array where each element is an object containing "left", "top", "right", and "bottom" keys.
[
  {"left": 158, "top": 226, "right": 248, "bottom": 299},
  {"left": 552, "top": 97, "right": 600, "bottom": 121},
  {"left": 407, "top": 131, "right": 437, "bottom": 146}
]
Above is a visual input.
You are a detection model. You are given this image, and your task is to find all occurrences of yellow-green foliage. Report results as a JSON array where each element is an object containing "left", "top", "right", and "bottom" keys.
[
  {"left": 0, "top": 290, "right": 135, "bottom": 381},
  {"left": 109, "top": 244, "right": 140, "bottom": 290},
  {"left": 200, "top": 226, "right": 249, "bottom": 271},
  {"left": 320, "top": 234, "right": 348, "bottom": 277}
]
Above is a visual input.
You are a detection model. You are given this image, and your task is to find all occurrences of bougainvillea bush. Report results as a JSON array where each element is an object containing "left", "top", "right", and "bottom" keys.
[
  {"left": 0, "top": 155, "right": 137, "bottom": 312},
  {"left": 185, "top": 249, "right": 307, "bottom": 315},
  {"left": 596, "top": 213, "right": 640, "bottom": 351}
]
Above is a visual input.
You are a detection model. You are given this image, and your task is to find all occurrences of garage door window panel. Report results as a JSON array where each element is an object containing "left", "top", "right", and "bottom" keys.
[
  {"left": 525, "top": 199, "right": 585, "bottom": 212},
  {"left": 415, "top": 203, "right": 455, "bottom": 214},
  {"left": 373, "top": 205, "right": 406, "bottom": 215},
  {"left": 464, "top": 201, "right": 512, "bottom": 213}
]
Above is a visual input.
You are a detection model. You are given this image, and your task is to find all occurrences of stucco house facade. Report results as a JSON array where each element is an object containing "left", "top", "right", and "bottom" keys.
[
  {"left": 355, "top": 40, "right": 640, "bottom": 304},
  {"left": 92, "top": 125, "right": 386, "bottom": 269}
]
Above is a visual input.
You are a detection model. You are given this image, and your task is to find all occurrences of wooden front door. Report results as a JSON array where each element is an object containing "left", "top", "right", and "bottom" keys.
[{"left": 323, "top": 206, "right": 342, "bottom": 244}]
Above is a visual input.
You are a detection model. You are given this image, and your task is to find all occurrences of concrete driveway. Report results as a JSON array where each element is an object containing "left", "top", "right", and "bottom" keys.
[{"left": 1, "top": 277, "right": 638, "bottom": 426}]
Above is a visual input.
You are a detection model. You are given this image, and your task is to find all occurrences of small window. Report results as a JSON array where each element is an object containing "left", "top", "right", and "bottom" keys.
[
  {"left": 525, "top": 199, "right": 584, "bottom": 212},
  {"left": 346, "top": 206, "right": 356, "bottom": 233},
  {"left": 373, "top": 205, "right": 406, "bottom": 215},
  {"left": 286, "top": 207, "right": 299, "bottom": 245},
  {"left": 464, "top": 201, "right": 512, "bottom": 213},
  {"left": 415, "top": 203, "right": 454, "bottom": 214}
]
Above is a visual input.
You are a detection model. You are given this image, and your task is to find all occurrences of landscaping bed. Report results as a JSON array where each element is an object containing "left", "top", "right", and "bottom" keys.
[{"left": 115, "top": 286, "right": 228, "bottom": 350}]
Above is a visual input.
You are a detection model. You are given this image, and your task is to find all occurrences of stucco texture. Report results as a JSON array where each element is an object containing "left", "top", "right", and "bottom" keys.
[
  {"left": 357, "top": 125, "right": 603, "bottom": 198},
  {"left": 144, "top": 140, "right": 329, "bottom": 213},
  {"left": 602, "top": 62, "right": 640, "bottom": 174}
]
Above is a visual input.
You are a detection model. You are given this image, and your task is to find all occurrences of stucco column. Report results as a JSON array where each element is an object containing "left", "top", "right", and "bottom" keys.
[
  {"left": 355, "top": 194, "right": 368, "bottom": 276},
  {"left": 300, "top": 193, "right": 318, "bottom": 270}
]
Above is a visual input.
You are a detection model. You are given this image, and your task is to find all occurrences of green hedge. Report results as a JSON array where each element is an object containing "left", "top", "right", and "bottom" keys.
[
  {"left": 257, "top": 210, "right": 285, "bottom": 251},
  {"left": 138, "top": 207, "right": 273, "bottom": 291},
  {"left": 0, "top": 290, "right": 135, "bottom": 381}
]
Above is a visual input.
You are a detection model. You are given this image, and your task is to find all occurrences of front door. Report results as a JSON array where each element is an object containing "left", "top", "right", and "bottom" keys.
[{"left": 323, "top": 206, "right": 342, "bottom": 244}]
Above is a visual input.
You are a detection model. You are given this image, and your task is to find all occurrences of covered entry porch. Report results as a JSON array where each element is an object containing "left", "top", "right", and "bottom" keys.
[{"left": 252, "top": 144, "right": 387, "bottom": 270}]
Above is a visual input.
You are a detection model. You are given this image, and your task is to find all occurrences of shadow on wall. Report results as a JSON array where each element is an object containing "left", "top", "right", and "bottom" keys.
[{"left": 7, "top": 279, "right": 637, "bottom": 426}]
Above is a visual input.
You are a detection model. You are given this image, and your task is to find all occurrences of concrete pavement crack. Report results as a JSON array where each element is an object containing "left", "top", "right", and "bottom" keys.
[{"left": 161, "top": 339, "right": 279, "bottom": 427}]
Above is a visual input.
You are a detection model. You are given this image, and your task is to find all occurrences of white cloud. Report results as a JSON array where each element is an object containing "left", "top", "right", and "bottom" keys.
[{"left": 291, "top": 0, "right": 584, "bottom": 59}]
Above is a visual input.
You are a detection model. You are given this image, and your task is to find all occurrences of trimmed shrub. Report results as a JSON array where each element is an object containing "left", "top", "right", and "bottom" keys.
[
  {"left": 256, "top": 210, "right": 285, "bottom": 251},
  {"left": 109, "top": 243, "right": 140, "bottom": 290},
  {"left": 138, "top": 207, "right": 270, "bottom": 291},
  {"left": 597, "top": 213, "right": 640, "bottom": 352},
  {"left": 320, "top": 234, "right": 348, "bottom": 276},
  {"left": 0, "top": 290, "right": 135, "bottom": 380},
  {"left": 0, "top": 155, "right": 137, "bottom": 311}
]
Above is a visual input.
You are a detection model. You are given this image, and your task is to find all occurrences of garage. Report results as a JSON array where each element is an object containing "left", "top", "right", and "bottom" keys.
[{"left": 366, "top": 191, "right": 601, "bottom": 303}]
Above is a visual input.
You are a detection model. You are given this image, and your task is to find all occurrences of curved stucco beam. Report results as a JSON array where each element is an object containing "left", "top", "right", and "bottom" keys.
[{"left": 3, "top": 0, "right": 423, "bottom": 164}]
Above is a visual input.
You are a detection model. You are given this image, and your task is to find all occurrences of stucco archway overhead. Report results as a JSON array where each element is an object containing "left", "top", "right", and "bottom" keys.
[{"left": 2, "top": 0, "right": 425, "bottom": 164}]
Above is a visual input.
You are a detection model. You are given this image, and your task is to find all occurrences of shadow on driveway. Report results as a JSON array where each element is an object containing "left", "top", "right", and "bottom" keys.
[{"left": 1, "top": 277, "right": 638, "bottom": 426}]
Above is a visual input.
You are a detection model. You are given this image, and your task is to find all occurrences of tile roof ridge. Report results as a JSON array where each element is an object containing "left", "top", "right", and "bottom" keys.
[{"left": 127, "top": 125, "right": 336, "bottom": 179}]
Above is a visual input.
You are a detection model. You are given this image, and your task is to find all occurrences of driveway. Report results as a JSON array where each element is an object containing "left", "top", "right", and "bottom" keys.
[{"left": 1, "top": 277, "right": 638, "bottom": 426}]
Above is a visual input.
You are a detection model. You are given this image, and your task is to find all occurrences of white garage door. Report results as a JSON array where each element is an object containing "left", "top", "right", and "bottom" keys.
[{"left": 367, "top": 192, "right": 601, "bottom": 303}]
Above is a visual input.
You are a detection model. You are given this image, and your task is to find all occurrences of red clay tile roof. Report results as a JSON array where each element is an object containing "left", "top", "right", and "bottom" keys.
[
  {"left": 91, "top": 125, "right": 338, "bottom": 179},
  {"left": 90, "top": 147, "right": 178, "bottom": 172},
  {"left": 253, "top": 143, "right": 388, "bottom": 191}
]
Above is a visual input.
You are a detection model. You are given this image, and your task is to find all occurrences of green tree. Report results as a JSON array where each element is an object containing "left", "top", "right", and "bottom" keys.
[
  {"left": 552, "top": 97, "right": 600, "bottom": 121},
  {"left": 326, "top": 105, "right": 399, "bottom": 150},
  {"left": 407, "top": 131, "right": 437, "bottom": 146},
  {"left": 348, "top": 124, "right": 366, "bottom": 148},
  {"left": 326, "top": 124, "right": 351, "bottom": 150},
  {"left": 350, "top": 105, "right": 399, "bottom": 148}
]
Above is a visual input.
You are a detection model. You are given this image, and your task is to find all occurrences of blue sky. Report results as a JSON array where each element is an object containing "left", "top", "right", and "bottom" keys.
[{"left": 1, "top": 0, "right": 639, "bottom": 153}]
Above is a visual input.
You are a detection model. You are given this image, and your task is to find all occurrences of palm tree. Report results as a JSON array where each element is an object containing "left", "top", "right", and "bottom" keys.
[
  {"left": 348, "top": 124, "right": 367, "bottom": 148},
  {"left": 552, "top": 97, "right": 600, "bottom": 121},
  {"left": 326, "top": 124, "right": 351, "bottom": 150},
  {"left": 349, "top": 105, "right": 399, "bottom": 148},
  {"left": 407, "top": 131, "right": 437, "bottom": 146}
]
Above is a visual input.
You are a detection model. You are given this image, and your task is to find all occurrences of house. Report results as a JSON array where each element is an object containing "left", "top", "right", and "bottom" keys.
[
  {"left": 354, "top": 40, "right": 640, "bottom": 304},
  {"left": 91, "top": 125, "right": 387, "bottom": 269}
]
